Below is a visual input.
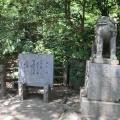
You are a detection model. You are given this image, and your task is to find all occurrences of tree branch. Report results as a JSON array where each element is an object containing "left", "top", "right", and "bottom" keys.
[{"left": 64, "top": 0, "right": 80, "bottom": 33}]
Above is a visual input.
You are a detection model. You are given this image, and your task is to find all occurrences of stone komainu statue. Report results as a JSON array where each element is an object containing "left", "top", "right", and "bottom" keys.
[{"left": 91, "top": 16, "right": 117, "bottom": 60}]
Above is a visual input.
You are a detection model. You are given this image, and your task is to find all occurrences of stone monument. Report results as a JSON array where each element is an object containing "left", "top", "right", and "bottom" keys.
[
  {"left": 18, "top": 53, "right": 54, "bottom": 102},
  {"left": 80, "top": 16, "right": 120, "bottom": 120}
]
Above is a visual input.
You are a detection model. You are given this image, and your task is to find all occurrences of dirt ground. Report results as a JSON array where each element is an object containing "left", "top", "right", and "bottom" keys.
[{"left": 0, "top": 86, "right": 81, "bottom": 120}]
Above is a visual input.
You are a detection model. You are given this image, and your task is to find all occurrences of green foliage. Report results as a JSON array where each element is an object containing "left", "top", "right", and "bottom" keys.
[
  {"left": 0, "top": 0, "right": 119, "bottom": 86},
  {"left": 0, "top": 0, "right": 119, "bottom": 60},
  {"left": 69, "top": 60, "right": 86, "bottom": 88}
]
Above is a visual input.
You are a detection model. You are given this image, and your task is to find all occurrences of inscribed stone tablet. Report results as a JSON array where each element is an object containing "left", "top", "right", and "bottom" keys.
[{"left": 18, "top": 54, "right": 54, "bottom": 87}]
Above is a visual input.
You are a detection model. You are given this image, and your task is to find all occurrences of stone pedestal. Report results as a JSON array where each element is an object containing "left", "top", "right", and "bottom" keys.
[
  {"left": 80, "top": 92, "right": 120, "bottom": 120},
  {"left": 80, "top": 61, "right": 120, "bottom": 120},
  {"left": 87, "top": 62, "right": 120, "bottom": 102},
  {"left": 91, "top": 58, "right": 119, "bottom": 65}
]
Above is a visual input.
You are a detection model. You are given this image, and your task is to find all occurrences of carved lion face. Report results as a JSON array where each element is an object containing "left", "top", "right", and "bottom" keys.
[{"left": 96, "top": 16, "right": 115, "bottom": 25}]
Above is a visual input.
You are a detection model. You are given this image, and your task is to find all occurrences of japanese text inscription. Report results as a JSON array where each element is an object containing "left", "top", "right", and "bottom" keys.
[{"left": 18, "top": 54, "right": 54, "bottom": 87}]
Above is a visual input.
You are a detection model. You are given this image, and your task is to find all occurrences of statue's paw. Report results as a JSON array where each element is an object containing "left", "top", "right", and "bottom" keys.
[
  {"left": 110, "top": 55, "right": 117, "bottom": 60},
  {"left": 93, "top": 54, "right": 96, "bottom": 58},
  {"left": 96, "top": 55, "right": 103, "bottom": 59}
]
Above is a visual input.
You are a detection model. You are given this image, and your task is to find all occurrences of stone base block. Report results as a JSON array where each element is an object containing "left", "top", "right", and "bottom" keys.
[
  {"left": 80, "top": 88, "right": 86, "bottom": 108},
  {"left": 92, "top": 57, "right": 104, "bottom": 64},
  {"left": 90, "top": 57, "right": 119, "bottom": 65},
  {"left": 103, "top": 58, "right": 119, "bottom": 65},
  {"left": 87, "top": 62, "right": 120, "bottom": 102},
  {"left": 80, "top": 96, "right": 120, "bottom": 120}
]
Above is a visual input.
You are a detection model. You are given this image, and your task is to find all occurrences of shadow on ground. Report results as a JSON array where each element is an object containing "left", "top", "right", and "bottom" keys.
[{"left": 0, "top": 86, "right": 80, "bottom": 120}]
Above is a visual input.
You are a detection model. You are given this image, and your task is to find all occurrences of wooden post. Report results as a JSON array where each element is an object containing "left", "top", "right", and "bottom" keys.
[
  {"left": 0, "top": 65, "right": 6, "bottom": 97},
  {"left": 43, "top": 85, "right": 50, "bottom": 103},
  {"left": 63, "top": 61, "right": 68, "bottom": 86}
]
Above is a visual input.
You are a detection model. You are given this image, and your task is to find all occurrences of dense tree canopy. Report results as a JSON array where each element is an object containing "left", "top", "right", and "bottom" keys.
[{"left": 0, "top": 0, "right": 120, "bottom": 64}]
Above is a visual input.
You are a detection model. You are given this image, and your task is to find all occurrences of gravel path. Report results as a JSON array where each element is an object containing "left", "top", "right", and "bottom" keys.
[{"left": 0, "top": 86, "right": 81, "bottom": 120}]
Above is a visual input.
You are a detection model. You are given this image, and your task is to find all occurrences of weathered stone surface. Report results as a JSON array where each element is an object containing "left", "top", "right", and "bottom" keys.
[
  {"left": 80, "top": 95, "right": 120, "bottom": 120},
  {"left": 103, "top": 58, "right": 119, "bottom": 64},
  {"left": 92, "top": 57, "right": 104, "bottom": 64},
  {"left": 80, "top": 88, "right": 86, "bottom": 109},
  {"left": 91, "top": 58, "right": 119, "bottom": 65},
  {"left": 87, "top": 62, "right": 120, "bottom": 102},
  {"left": 84, "top": 60, "right": 91, "bottom": 97},
  {"left": 18, "top": 53, "right": 54, "bottom": 87},
  {"left": 91, "top": 16, "right": 117, "bottom": 61},
  {"left": 43, "top": 85, "right": 50, "bottom": 103}
]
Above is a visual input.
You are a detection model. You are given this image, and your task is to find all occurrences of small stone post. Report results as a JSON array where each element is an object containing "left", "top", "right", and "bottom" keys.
[
  {"left": 43, "top": 85, "right": 51, "bottom": 102},
  {"left": 19, "top": 83, "right": 28, "bottom": 100},
  {"left": 0, "top": 65, "right": 6, "bottom": 97}
]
